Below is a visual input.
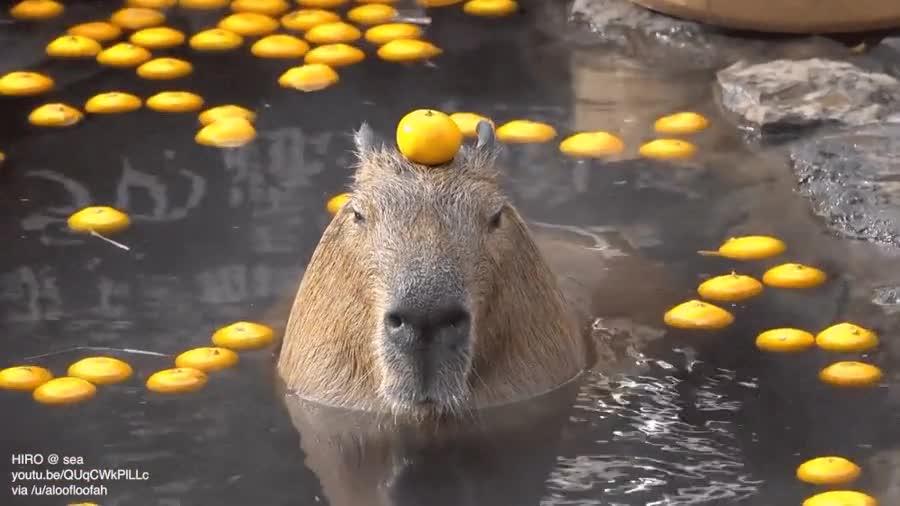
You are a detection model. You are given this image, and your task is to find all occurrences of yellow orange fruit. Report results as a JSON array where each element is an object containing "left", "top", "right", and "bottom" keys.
[
  {"left": 145, "top": 91, "right": 204, "bottom": 113},
  {"left": 347, "top": 4, "right": 397, "bottom": 24},
  {"left": 449, "top": 112, "right": 493, "bottom": 138},
  {"left": 559, "top": 131, "right": 624, "bottom": 158},
  {"left": 280, "top": 9, "right": 341, "bottom": 32},
  {"left": 85, "top": 92, "right": 143, "bottom": 114},
  {"left": 296, "top": 0, "right": 347, "bottom": 7},
  {"left": 796, "top": 456, "right": 861, "bottom": 486},
  {"left": 46, "top": 35, "right": 103, "bottom": 58},
  {"left": 278, "top": 63, "right": 340, "bottom": 92},
  {"left": 663, "top": 299, "right": 734, "bottom": 330},
  {"left": 28, "top": 103, "right": 83, "bottom": 127},
  {"left": 0, "top": 366, "right": 54, "bottom": 391},
  {"left": 96, "top": 43, "right": 153, "bottom": 68},
  {"left": 639, "top": 138, "right": 697, "bottom": 160},
  {"left": 0, "top": 71, "right": 54, "bottom": 96},
  {"left": 364, "top": 23, "right": 423, "bottom": 45},
  {"left": 802, "top": 490, "right": 878, "bottom": 506},
  {"left": 654, "top": 111, "right": 710, "bottom": 135},
  {"left": 179, "top": 0, "right": 229, "bottom": 8},
  {"left": 495, "top": 119, "right": 557, "bottom": 144},
  {"left": 211, "top": 321, "right": 276, "bottom": 350},
  {"left": 195, "top": 117, "right": 257, "bottom": 148},
  {"left": 304, "top": 43, "right": 365, "bottom": 67},
  {"left": 377, "top": 39, "right": 442, "bottom": 62},
  {"left": 326, "top": 192, "right": 351, "bottom": 215},
  {"left": 231, "top": 0, "right": 291, "bottom": 15},
  {"left": 463, "top": 0, "right": 518, "bottom": 17},
  {"left": 33, "top": 377, "right": 97, "bottom": 405},
  {"left": 815, "top": 323, "right": 878, "bottom": 353},
  {"left": 67, "top": 357, "right": 133, "bottom": 385},
  {"left": 136, "top": 57, "right": 193, "bottom": 80},
  {"left": 109, "top": 7, "right": 166, "bottom": 30},
  {"left": 199, "top": 105, "right": 257, "bottom": 125},
  {"left": 146, "top": 368, "right": 208, "bottom": 393},
  {"left": 174, "top": 347, "right": 240, "bottom": 372},
  {"left": 762, "top": 263, "right": 827, "bottom": 289},
  {"left": 708, "top": 235, "right": 786, "bottom": 261},
  {"left": 250, "top": 34, "right": 310, "bottom": 58},
  {"left": 218, "top": 12, "right": 280, "bottom": 36},
  {"left": 304, "top": 21, "right": 362, "bottom": 44},
  {"left": 819, "top": 361, "right": 883, "bottom": 388},
  {"left": 127, "top": 0, "right": 177, "bottom": 7},
  {"left": 129, "top": 26, "right": 186, "bottom": 49},
  {"left": 396, "top": 109, "right": 463, "bottom": 166},
  {"left": 755, "top": 328, "right": 815, "bottom": 353},
  {"left": 67, "top": 206, "right": 131, "bottom": 234},
  {"left": 10, "top": 0, "right": 64, "bottom": 20},
  {"left": 696, "top": 273, "right": 763, "bottom": 302},
  {"left": 67, "top": 21, "right": 123, "bottom": 43},
  {"left": 189, "top": 28, "right": 244, "bottom": 51}
]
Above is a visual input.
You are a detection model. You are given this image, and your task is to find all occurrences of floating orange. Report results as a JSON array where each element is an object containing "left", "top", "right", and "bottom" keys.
[
  {"left": 304, "top": 43, "right": 365, "bottom": 67},
  {"left": 10, "top": 0, "right": 64, "bottom": 20},
  {"left": 218, "top": 12, "right": 280, "bottom": 36},
  {"left": 67, "top": 21, "right": 123, "bottom": 42},
  {"left": 109, "top": 7, "right": 166, "bottom": 30},
  {"left": 251, "top": 34, "right": 310, "bottom": 58},
  {"left": 281, "top": 9, "right": 341, "bottom": 31}
]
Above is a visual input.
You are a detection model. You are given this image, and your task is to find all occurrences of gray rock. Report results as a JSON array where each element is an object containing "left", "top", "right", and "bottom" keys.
[
  {"left": 570, "top": 0, "right": 708, "bottom": 43},
  {"left": 568, "top": 0, "right": 854, "bottom": 71},
  {"left": 788, "top": 124, "right": 900, "bottom": 248},
  {"left": 871, "top": 36, "right": 900, "bottom": 78},
  {"left": 717, "top": 58, "right": 900, "bottom": 136},
  {"left": 568, "top": 0, "right": 719, "bottom": 68}
]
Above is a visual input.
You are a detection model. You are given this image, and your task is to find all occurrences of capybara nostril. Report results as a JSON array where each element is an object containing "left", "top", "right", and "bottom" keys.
[
  {"left": 383, "top": 299, "right": 471, "bottom": 348},
  {"left": 385, "top": 312, "right": 404, "bottom": 330}
]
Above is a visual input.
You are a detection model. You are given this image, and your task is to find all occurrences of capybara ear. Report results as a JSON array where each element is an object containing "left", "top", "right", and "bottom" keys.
[
  {"left": 353, "top": 122, "right": 376, "bottom": 157},
  {"left": 475, "top": 120, "right": 495, "bottom": 151}
]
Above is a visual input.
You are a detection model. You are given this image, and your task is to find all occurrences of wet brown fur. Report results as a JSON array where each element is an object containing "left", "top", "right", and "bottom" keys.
[{"left": 276, "top": 134, "right": 586, "bottom": 417}]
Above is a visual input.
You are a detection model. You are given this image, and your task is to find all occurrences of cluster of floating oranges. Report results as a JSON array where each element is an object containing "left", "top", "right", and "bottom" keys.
[
  {"left": 795, "top": 457, "right": 877, "bottom": 506},
  {"left": 1, "top": 0, "right": 526, "bottom": 155},
  {"left": 661, "top": 234, "right": 883, "bottom": 506},
  {"left": 324, "top": 108, "right": 709, "bottom": 214},
  {"left": 1, "top": 0, "right": 710, "bottom": 159},
  {"left": 662, "top": 235, "right": 882, "bottom": 387},
  {"left": 0, "top": 321, "right": 276, "bottom": 405}
]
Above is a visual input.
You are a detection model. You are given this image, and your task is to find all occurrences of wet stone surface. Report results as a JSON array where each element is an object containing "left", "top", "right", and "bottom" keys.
[
  {"left": 567, "top": 0, "right": 850, "bottom": 70},
  {"left": 716, "top": 58, "right": 900, "bottom": 137},
  {"left": 788, "top": 124, "right": 900, "bottom": 248}
]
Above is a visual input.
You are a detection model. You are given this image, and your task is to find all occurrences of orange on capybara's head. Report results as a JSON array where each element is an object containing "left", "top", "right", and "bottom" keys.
[{"left": 276, "top": 121, "right": 586, "bottom": 420}]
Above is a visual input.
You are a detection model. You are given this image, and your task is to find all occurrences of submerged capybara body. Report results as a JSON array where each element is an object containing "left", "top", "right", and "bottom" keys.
[{"left": 276, "top": 120, "right": 673, "bottom": 419}]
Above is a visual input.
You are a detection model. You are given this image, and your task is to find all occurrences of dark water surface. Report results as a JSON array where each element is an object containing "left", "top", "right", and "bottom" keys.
[{"left": 1, "top": 1, "right": 899, "bottom": 505}]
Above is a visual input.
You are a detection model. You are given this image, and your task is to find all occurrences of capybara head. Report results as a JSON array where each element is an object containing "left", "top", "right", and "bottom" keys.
[{"left": 277, "top": 121, "right": 585, "bottom": 420}]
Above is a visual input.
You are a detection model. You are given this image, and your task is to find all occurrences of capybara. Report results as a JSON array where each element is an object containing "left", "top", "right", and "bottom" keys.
[{"left": 276, "top": 120, "right": 672, "bottom": 420}]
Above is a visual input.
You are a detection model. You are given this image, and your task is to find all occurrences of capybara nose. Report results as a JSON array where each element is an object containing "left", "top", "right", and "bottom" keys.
[{"left": 383, "top": 298, "right": 471, "bottom": 350}]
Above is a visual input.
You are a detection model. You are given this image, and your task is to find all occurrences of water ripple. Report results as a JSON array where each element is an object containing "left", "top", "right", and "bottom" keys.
[{"left": 543, "top": 370, "right": 762, "bottom": 505}]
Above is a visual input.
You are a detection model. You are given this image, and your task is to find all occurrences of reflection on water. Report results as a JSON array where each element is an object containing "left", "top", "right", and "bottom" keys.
[
  {"left": 545, "top": 370, "right": 760, "bottom": 506},
  {"left": 2, "top": 0, "right": 900, "bottom": 505}
]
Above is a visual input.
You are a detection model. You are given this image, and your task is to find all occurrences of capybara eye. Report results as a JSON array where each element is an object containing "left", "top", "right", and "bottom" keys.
[{"left": 488, "top": 209, "right": 502, "bottom": 230}]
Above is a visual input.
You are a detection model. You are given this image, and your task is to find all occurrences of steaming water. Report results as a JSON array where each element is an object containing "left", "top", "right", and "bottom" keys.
[{"left": 2, "top": 1, "right": 899, "bottom": 505}]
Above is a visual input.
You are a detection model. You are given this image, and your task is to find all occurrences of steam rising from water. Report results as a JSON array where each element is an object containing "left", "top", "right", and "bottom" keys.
[{"left": 542, "top": 369, "right": 762, "bottom": 505}]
